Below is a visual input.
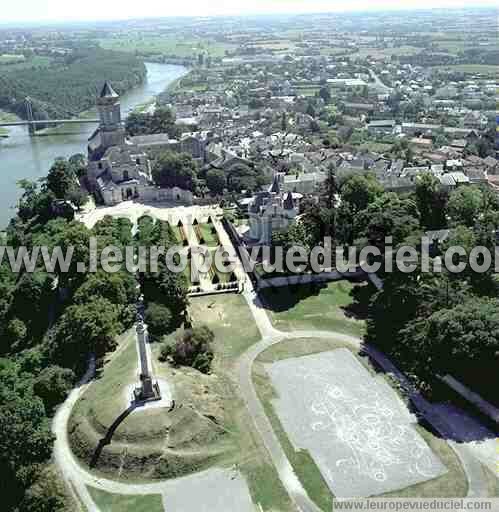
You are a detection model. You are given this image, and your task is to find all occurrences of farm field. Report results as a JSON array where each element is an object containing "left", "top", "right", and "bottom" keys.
[
  {"left": 433, "top": 64, "right": 499, "bottom": 77},
  {"left": 99, "top": 36, "right": 236, "bottom": 58},
  {"left": 351, "top": 45, "right": 420, "bottom": 60},
  {"left": 0, "top": 55, "right": 53, "bottom": 71}
]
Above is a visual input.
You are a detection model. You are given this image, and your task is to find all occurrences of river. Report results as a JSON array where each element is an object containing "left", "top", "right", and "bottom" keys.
[{"left": 0, "top": 62, "right": 187, "bottom": 229}]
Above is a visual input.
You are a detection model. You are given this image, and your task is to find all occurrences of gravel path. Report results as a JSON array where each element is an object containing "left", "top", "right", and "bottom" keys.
[{"left": 51, "top": 222, "right": 494, "bottom": 510}]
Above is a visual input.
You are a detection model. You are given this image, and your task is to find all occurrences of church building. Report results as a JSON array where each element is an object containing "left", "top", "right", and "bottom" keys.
[{"left": 86, "top": 82, "right": 193, "bottom": 206}]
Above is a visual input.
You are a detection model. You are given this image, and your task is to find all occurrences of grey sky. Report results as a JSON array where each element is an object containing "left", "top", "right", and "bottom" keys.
[{"left": 1, "top": 0, "right": 496, "bottom": 24}]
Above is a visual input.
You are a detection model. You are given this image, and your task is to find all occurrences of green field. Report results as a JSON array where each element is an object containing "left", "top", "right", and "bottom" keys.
[
  {"left": 254, "top": 337, "right": 468, "bottom": 510},
  {"left": 320, "top": 47, "right": 352, "bottom": 56},
  {"left": 99, "top": 36, "right": 235, "bottom": 59},
  {"left": 189, "top": 294, "right": 260, "bottom": 359},
  {"left": 0, "top": 55, "right": 52, "bottom": 71},
  {"left": 351, "top": 45, "right": 420, "bottom": 60},
  {"left": 88, "top": 487, "right": 163, "bottom": 512},
  {"left": 0, "top": 110, "right": 20, "bottom": 136},
  {"left": 434, "top": 40, "right": 498, "bottom": 54},
  {"left": 295, "top": 85, "right": 320, "bottom": 97},
  {"left": 0, "top": 54, "right": 25, "bottom": 64},
  {"left": 259, "top": 280, "right": 368, "bottom": 337},
  {"left": 434, "top": 64, "right": 499, "bottom": 76}
]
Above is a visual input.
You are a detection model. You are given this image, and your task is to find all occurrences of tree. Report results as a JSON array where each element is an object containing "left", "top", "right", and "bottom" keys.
[
  {"left": 21, "top": 466, "right": 68, "bottom": 512},
  {"left": 68, "top": 153, "right": 87, "bottom": 178},
  {"left": 306, "top": 103, "right": 316, "bottom": 118},
  {"left": 4, "top": 318, "right": 28, "bottom": 351},
  {"left": 93, "top": 215, "right": 134, "bottom": 247},
  {"left": 45, "top": 158, "right": 78, "bottom": 200},
  {"left": 357, "top": 192, "right": 420, "bottom": 249},
  {"left": 443, "top": 226, "right": 498, "bottom": 296},
  {"left": 152, "top": 151, "right": 197, "bottom": 191},
  {"left": 226, "top": 165, "right": 259, "bottom": 193},
  {"left": 74, "top": 271, "right": 138, "bottom": 309},
  {"left": 52, "top": 298, "right": 121, "bottom": 370},
  {"left": 33, "top": 365, "right": 75, "bottom": 412},
  {"left": 415, "top": 173, "right": 448, "bottom": 229},
  {"left": 205, "top": 168, "right": 226, "bottom": 195},
  {"left": 447, "top": 186, "right": 484, "bottom": 227},
  {"left": 319, "top": 86, "right": 331, "bottom": 104},
  {"left": 299, "top": 166, "right": 339, "bottom": 246},
  {"left": 16, "top": 180, "right": 55, "bottom": 224},
  {"left": 142, "top": 264, "right": 189, "bottom": 323},
  {"left": 159, "top": 325, "right": 215, "bottom": 373},
  {"left": 340, "top": 173, "right": 383, "bottom": 213},
  {"left": 144, "top": 303, "right": 173, "bottom": 340},
  {"left": 9, "top": 272, "right": 54, "bottom": 343},
  {"left": 0, "top": 359, "right": 54, "bottom": 510},
  {"left": 398, "top": 298, "right": 499, "bottom": 382}
]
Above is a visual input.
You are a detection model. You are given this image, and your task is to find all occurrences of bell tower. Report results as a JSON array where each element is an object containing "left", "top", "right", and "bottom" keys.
[{"left": 97, "top": 81, "right": 125, "bottom": 148}]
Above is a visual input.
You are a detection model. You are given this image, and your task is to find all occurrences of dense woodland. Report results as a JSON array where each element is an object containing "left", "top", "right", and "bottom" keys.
[
  {"left": 0, "top": 47, "right": 146, "bottom": 120},
  {"left": 0, "top": 158, "right": 193, "bottom": 511}
]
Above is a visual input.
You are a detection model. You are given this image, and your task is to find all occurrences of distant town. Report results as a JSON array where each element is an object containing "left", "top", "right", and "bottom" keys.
[{"left": 0, "top": 7, "right": 498, "bottom": 512}]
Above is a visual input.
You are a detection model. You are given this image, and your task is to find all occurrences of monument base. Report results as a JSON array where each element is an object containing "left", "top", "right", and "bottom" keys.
[{"left": 134, "top": 377, "right": 162, "bottom": 404}]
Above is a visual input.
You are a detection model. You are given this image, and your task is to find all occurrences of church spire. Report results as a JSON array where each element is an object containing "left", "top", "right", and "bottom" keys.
[
  {"left": 99, "top": 81, "right": 119, "bottom": 99},
  {"left": 269, "top": 173, "right": 281, "bottom": 194}
]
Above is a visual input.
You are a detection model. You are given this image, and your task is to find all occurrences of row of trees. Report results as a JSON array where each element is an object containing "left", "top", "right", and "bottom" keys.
[{"left": 125, "top": 106, "right": 180, "bottom": 139}]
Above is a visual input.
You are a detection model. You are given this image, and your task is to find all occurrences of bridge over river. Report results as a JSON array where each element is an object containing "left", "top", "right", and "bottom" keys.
[
  {"left": 0, "top": 98, "right": 99, "bottom": 135},
  {"left": 0, "top": 62, "right": 188, "bottom": 228}
]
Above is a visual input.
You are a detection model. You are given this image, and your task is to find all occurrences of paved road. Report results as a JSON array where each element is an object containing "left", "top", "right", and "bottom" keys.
[
  {"left": 368, "top": 68, "right": 393, "bottom": 93},
  {"left": 53, "top": 289, "right": 493, "bottom": 512},
  {"left": 52, "top": 339, "right": 254, "bottom": 512},
  {"left": 238, "top": 282, "right": 493, "bottom": 503},
  {"left": 51, "top": 267, "right": 493, "bottom": 511}
]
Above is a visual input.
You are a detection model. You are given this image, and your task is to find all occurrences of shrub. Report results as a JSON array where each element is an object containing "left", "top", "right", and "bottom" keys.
[
  {"left": 33, "top": 365, "right": 75, "bottom": 411},
  {"left": 144, "top": 302, "right": 173, "bottom": 340},
  {"left": 159, "top": 325, "right": 215, "bottom": 373}
]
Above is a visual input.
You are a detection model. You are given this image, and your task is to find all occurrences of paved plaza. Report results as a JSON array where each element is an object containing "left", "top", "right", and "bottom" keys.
[
  {"left": 265, "top": 348, "right": 448, "bottom": 498},
  {"left": 161, "top": 468, "right": 255, "bottom": 512}
]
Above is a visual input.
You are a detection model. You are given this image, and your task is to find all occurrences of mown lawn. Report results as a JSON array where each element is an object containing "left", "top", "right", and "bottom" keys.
[
  {"left": 259, "top": 280, "right": 367, "bottom": 337},
  {"left": 88, "top": 487, "right": 163, "bottom": 512},
  {"left": 189, "top": 294, "right": 260, "bottom": 359},
  {"left": 197, "top": 223, "right": 219, "bottom": 247}
]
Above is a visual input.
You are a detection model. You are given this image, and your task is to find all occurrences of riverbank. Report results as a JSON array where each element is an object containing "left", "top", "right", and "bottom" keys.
[
  {"left": 37, "top": 63, "right": 191, "bottom": 137},
  {"left": 0, "top": 110, "right": 20, "bottom": 136},
  {"left": 0, "top": 62, "right": 188, "bottom": 229}
]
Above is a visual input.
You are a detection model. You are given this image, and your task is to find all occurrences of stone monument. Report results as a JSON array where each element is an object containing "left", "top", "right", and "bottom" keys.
[{"left": 134, "top": 320, "right": 161, "bottom": 403}]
